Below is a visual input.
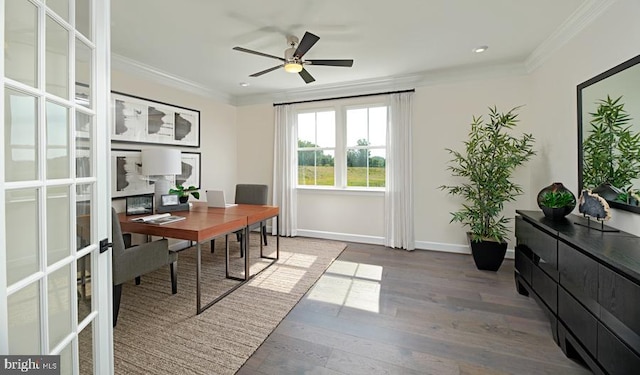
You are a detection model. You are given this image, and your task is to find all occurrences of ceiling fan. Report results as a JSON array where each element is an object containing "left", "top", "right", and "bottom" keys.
[{"left": 232, "top": 31, "right": 354, "bottom": 84}]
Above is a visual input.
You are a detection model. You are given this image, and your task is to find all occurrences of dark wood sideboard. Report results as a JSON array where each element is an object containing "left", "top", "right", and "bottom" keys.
[{"left": 514, "top": 210, "right": 640, "bottom": 375}]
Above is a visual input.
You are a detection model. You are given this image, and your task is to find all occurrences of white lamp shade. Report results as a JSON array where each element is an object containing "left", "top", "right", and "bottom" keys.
[{"left": 141, "top": 148, "right": 182, "bottom": 176}]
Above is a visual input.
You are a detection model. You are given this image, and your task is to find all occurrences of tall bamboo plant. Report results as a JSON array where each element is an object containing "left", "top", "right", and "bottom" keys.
[
  {"left": 582, "top": 95, "right": 640, "bottom": 191},
  {"left": 440, "top": 106, "right": 536, "bottom": 243}
]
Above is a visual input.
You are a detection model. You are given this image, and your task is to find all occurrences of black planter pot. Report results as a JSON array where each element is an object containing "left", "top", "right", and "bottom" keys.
[
  {"left": 541, "top": 206, "right": 570, "bottom": 221},
  {"left": 537, "top": 182, "right": 576, "bottom": 220},
  {"left": 179, "top": 196, "right": 189, "bottom": 204},
  {"left": 468, "top": 233, "right": 508, "bottom": 271}
]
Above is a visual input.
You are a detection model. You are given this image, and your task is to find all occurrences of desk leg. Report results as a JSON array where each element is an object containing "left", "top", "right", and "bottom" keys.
[
  {"left": 244, "top": 225, "right": 250, "bottom": 281},
  {"left": 277, "top": 214, "right": 280, "bottom": 260},
  {"left": 196, "top": 242, "right": 202, "bottom": 314},
  {"left": 225, "top": 235, "right": 229, "bottom": 279}
]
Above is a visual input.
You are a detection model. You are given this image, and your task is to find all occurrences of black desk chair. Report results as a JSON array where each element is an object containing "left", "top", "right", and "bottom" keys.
[{"left": 210, "top": 184, "right": 269, "bottom": 257}]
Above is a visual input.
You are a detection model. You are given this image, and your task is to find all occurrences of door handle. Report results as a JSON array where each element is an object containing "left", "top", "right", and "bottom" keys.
[{"left": 99, "top": 238, "right": 112, "bottom": 254}]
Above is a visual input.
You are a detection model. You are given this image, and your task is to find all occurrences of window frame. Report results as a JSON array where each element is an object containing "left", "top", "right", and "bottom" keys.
[{"left": 295, "top": 100, "right": 388, "bottom": 190}]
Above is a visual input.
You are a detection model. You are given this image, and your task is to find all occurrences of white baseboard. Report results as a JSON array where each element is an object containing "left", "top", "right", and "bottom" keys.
[
  {"left": 295, "top": 229, "right": 385, "bottom": 245},
  {"left": 295, "top": 230, "right": 514, "bottom": 259}
]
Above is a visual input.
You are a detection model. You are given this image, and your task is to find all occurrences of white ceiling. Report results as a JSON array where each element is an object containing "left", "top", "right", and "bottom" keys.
[{"left": 111, "top": 0, "right": 597, "bottom": 104}]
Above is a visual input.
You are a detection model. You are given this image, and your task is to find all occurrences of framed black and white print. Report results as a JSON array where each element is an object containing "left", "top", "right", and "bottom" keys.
[
  {"left": 111, "top": 149, "right": 153, "bottom": 198},
  {"left": 111, "top": 91, "right": 200, "bottom": 147},
  {"left": 175, "top": 152, "right": 201, "bottom": 189}
]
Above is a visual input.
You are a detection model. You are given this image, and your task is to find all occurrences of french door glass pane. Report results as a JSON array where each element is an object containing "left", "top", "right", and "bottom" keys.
[
  {"left": 5, "top": 0, "right": 38, "bottom": 87},
  {"left": 48, "top": 264, "right": 72, "bottom": 349},
  {"left": 77, "top": 253, "right": 92, "bottom": 322},
  {"left": 76, "top": 184, "right": 92, "bottom": 251},
  {"left": 47, "top": 185, "right": 71, "bottom": 265},
  {"left": 76, "top": 0, "right": 92, "bottom": 40},
  {"left": 46, "top": 0, "right": 70, "bottom": 22},
  {"left": 5, "top": 89, "right": 38, "bottom": 182},
  {"left": 46, "top": 101, "right": 70, "bottom": 179},
  {"left": 46, "top": 16, "right": 69, "bottom": 99},
  {"left": 5, "top": 189, "right": 40, "bottom": 285},
  {"left": 58, "top": 342, "right": 72, "bottom": 374},
  {"left": 75, "top": 39, "right": 92, "bottom": 108},
  {"left": 78, "top": 323, "right": 93, "bottom": 374},
  {"left": 8, "top": 282, "right": 41, "bottom": 354},
  {"left": 76, "top": 112, "right": 93, "bottom": 178}
]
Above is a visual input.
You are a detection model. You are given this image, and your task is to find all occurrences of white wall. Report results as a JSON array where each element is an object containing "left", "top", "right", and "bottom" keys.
[
  {"left": 110, "top": 70, "right": 238, "bottom": 209},
  {"left": 235, "top": 0, "right": 640, "bottom": 249},
  {"left": 116, "top": 0, "right": 640, "bottom": 251},
  {"left": 414, "top": 75, "right": 534, "bottom": 251},
  {"left": 528, "top": 0, "right": 640, "bottom": 235}
]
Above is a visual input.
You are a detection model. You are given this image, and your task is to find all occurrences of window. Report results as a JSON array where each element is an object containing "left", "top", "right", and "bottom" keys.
[
  {"left": 297, "top": 104, "right": 387, "bottom": 189},
  {"left": 346, "top": 106, "right": 387, "bottom": 187},
  {"left": 297, "top": 110, "right": 335, "bottom": 186}
]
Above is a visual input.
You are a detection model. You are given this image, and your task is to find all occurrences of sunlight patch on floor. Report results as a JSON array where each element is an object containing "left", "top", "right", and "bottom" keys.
[{"left": 307, "top": 261, "right": 382, "bottom": 313}]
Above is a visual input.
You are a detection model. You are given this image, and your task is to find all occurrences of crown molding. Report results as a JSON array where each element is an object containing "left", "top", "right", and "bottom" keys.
[
  {"left": 232, "top": 61, "right": 527, "bottom": 106},
  {"left": 111, "top": 54, "right": 233, "bottom": 104},
  {"left": 525, "top": 0, "right": 617, "bottom": 73}
]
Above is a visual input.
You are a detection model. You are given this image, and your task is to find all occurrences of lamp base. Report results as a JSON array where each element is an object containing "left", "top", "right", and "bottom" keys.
[{"left": 153, "top": 177, "right": 172, "bottom": 213}]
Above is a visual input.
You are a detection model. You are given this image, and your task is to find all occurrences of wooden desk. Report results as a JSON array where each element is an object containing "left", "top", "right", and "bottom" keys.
[
  {"left": 191, "top": 202, "right": 280, "bottom": 265},
  {"left": 117, "top": 204, "right": 280, "bottom": 314}
]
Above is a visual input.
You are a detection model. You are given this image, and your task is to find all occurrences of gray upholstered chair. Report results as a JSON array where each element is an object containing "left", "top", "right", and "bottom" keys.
[
  {"left": 210, "top": 184, "right": 269, "bottom": 257},
  {"left": 111, "top": 208, "right": 177, "bottom": 326}
]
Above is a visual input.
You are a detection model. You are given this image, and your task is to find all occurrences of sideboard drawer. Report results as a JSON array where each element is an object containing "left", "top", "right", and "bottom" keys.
[
  {"left": 515, "top": 244, "right": 533, "bottom": 284},
  {"left": 532, "top": 265, "right": 557, "bottom": 313},
  {"left": 598, "top": 323, "right": 640, "bottom": 375},
  {"left": 599, "top": 265, "right": 640, "bottom": 353},
  {"left": 558, "top": 287, "right": 597, "bottom": 355},
  {"left": 515, "top": 217, "right": 558, "bottom": 280},
  {"left": 559, "top": 241, "right": 599, "bottom": 315}
]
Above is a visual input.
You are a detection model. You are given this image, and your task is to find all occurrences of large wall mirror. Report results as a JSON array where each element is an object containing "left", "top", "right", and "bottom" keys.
[{"left": 578, "top": 54, "right": 640, "bottom": 214}]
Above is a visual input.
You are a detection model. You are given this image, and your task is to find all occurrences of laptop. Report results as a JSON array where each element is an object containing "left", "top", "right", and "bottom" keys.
[{"left": 205, "top": 190, "right": 238, "bottom": 208}]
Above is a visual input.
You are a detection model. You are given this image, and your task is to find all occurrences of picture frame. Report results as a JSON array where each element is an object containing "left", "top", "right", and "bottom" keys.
[
  {"left": 111, "top": 149, "right": 201, "bottom": 198},
  {"left": 125, "top": 194, "right": 154, "bottom": 215},
  {"left": 176, "top": 152, "right": 201, "bottom": 189},
  {"left": 111, "top": 149, "right": 153, "bottom": 198},
  {"left": 111, "top": 91, "right": 200, "bottom": 147},
  {"left": 161, "top": 194, "right": 179, "bottom": 206}
]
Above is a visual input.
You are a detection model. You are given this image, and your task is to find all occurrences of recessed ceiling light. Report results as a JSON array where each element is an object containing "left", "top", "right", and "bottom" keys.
[
  {"left": 239, "top": 82, "right": 250, "bottom": 87},
  {"left": 473, "top": 45, "right": 489, "bottom": 53}
]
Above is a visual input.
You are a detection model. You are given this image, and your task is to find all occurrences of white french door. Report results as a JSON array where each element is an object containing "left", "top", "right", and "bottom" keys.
[{"left": 1, "top": 0, "right": 112, "bottom": 374}]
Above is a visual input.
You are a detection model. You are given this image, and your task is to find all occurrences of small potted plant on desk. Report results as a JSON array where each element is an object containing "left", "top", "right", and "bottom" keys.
[{"left": 169, "top": 184, "right": 200, "bottom": 204}]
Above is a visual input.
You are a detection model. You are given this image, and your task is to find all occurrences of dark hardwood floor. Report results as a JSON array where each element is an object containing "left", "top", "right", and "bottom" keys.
[{"left": 237, "top": 242, "right": 591, "bottom": 374}]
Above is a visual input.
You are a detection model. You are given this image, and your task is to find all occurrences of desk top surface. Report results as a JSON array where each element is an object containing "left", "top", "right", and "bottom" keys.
[{"left": 118, "top": 204, "right": 278, "bottom": 242}]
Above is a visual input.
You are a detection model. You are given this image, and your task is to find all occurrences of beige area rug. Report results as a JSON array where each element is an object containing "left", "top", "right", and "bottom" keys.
[{"left": 113, "top": 234, "right": 346, "bottom": 375}]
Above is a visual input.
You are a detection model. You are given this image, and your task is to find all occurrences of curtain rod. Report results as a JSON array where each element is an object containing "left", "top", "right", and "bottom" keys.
[{"left": 273, "top": 88, "right": 415, "bottom": 107}]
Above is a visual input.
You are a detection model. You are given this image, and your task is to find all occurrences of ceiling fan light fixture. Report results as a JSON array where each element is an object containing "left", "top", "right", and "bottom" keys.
[
  {"left": 284, "top": 62, "right": 303, "bottom": 73},
  {"left": 473, "top": 45, "right": 489, "bottom": 53}
]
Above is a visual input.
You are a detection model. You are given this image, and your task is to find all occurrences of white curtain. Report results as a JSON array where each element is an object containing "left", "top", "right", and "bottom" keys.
[
  {"left": 272, "top": 104, "right": 298, "bottom": 236},
  {"left": 385, "top": 92, "right": 415, "bottom": 250}
]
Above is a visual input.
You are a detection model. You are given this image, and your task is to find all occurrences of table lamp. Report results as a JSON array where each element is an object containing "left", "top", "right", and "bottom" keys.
[{"left": 141, "top": 148, "right": 182, "bottom": 211}]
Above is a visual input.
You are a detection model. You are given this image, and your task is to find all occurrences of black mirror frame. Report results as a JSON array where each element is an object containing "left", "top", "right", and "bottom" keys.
[{"left": 577, "top": 53, "right": 640, "bottom": 214}]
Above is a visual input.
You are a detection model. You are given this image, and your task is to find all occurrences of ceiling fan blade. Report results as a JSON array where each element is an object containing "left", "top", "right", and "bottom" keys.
[
  {"left": 306, "top": 59, "right": 354, "bottom": 67},
  {"left": 250, "top": 64, "right": 283, "bottom": 77},
  {"left": 299, "top": 68, "right": 315, "bottom": 84},
  {"left": 233, "top": 46, "right": 285, "bottom": 62},
  {"left": 293, "top": 31, "right": 320, "bottom": 58}
]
